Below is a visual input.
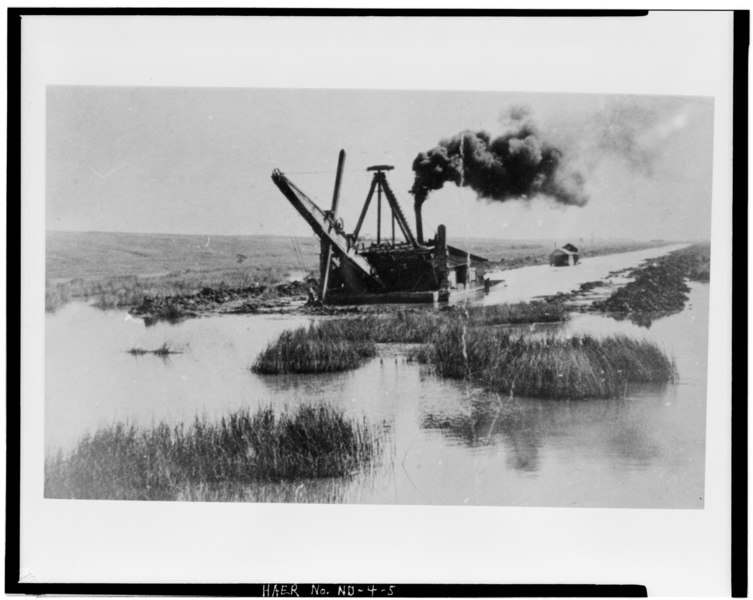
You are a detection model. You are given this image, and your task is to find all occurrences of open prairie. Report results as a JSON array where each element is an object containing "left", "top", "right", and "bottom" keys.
[{"left": 46, "top": 230, "right": 670, "bottom": 313}]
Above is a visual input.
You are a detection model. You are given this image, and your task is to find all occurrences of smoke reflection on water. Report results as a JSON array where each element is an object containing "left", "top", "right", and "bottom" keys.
[{"left": 45, "top": 281, "right": 707, "bottom": 507}]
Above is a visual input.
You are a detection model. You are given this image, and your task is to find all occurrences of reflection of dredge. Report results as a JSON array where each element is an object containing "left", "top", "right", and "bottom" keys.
[{"left": 272, "top": 150, "right": 488, "bottom": 304}]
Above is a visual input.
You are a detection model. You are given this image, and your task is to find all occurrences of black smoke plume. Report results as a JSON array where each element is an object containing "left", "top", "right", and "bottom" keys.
[{"left": 410, "top": 113, "right": 588, "bottom": 209}]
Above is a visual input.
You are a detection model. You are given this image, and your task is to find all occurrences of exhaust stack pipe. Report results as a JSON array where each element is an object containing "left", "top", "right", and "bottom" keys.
[{"left": 414, "top": 200, "right": 424, "bottom": 245}]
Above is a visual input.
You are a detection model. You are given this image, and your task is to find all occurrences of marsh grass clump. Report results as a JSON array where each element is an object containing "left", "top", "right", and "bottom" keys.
[
  {"left": 127, "top": 341, "right": 182, "bottom": 356},
  {"left": 126, "top": 347, "right": 149, "bottom": 356},
  {"left": 422, "top": 323, "right": 675, "bottom": 399},
  {"left": 356, "top": 302, "right": 568, "bottom": 339},
  {"left": 45, "top": 405, "right": 383, "bottom": 501},
  {"left": 251, "top": 313, "right": 435, "bottom": 374},
  {"left": 90, "top": 281, "right": 149, "bottom": 309},
  {"left": 463, "top": 301, "right": 567, "bottom": 325},
  {"left": 361, "top": 311, "right": 443, "bottom": 343},
  {"left": 153, "top": 341, "right": 178, "bottom": 356},
  {"left": 45, "top": 283, "right": 72, "bottom": 313},
  {"left": 253, "top": 303, "right": 568, "bottom": 375},
  {"left": 253, "top": 323, "right": 377, "bottom": 374},
  {"left": 252, "top": 302, "right": 673, "bottom": 399}
]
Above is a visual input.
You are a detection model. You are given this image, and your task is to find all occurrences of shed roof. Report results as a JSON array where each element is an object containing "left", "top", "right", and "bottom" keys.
[
  {"left": 550, "top": 247, "right": 578, "bottom": 257},
  {"left": 447, "top": 245, "right": 489, "bottom": 266},
  {"left": 550, "top": 243, "right": 579, "bottom": 257}
]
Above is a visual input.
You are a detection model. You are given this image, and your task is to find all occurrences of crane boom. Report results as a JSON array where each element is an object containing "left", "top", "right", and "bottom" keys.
[{"left": 271, "top": 169, "right": 383, "bottom": 287}]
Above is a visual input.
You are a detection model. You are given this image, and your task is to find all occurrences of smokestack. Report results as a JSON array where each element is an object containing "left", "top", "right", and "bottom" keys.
[
  {"left": 435, "top": 224, "right": 449, "bottom": 300},
  {"left": 414, "top": 199, "right": 424, "bottom": 245}
]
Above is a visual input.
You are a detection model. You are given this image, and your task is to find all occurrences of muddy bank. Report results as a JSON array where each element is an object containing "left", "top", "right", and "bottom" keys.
[
  {"left": 591, "top": 244, "right": 709, "bottom": 315},
  {"left": 128, "top": 244, "right": 704, "bottom": 325},
  {"left": 537, "top": 280, "right": 612, "bottom": 311},
  {"left": 536, "top": 244, "right": 709, "bottom": 326},
  {"left": 532, "top": 244, "right": 710, "bottom": 327},
  {"left": 129, "top": 278, "right": 320, "bottom": 323},
  {"left": 128, "top": 278, "right": 386, "bottom": 323}
]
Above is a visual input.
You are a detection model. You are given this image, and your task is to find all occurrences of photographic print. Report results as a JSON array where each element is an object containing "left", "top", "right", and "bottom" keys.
[
  {"left": 43, "top": 86, "right": 713, "bottom": 508},
  {"left": 14, "top": 8, "right": 740, "bottom": 593}
]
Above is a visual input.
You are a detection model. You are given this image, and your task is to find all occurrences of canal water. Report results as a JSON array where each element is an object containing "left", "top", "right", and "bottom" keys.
[
  {"left": 453, "top": 243, "right": 689, "bottom": 305},
  {"left": 45, "top": 247, "right": 708, "bottom": 508}
]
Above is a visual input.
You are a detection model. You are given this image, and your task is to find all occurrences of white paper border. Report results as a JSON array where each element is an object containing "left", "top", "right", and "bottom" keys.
[{"left": 17, "top": 9, "right": 734, "bottom": 596}]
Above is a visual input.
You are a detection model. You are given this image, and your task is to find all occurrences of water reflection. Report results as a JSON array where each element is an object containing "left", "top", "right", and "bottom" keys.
[
  {"left": 609, "top": 426, "right": 661, "bottom": 467},
  {"left": 143, "top": 314, "right": 188, "bottom": 327},
  {"left": 420, "top": 382, "right": 674, "bottom": 475},
  {"left": 45, "top": 281, "right": 708, "bottom": 507},
  {"left": 255, "top": 370, "right": 353, "bottom": 394},
  {"left": 606, "top": 309, "right": 682, "bottom": 328},
  {"left": 125, "top": 352, "right": 178, "bottom": 366},
  {"left": 174, "top": 471, "right": 384, "bottom": 504}
]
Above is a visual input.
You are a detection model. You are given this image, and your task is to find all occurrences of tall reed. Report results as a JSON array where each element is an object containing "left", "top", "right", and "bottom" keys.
[
  {"left": 253, "top": 302, "right": 568, "bottom": 374},
  {"left": 421, "top": 322, "right": 675, "bottom": 399},
  {"left": 253, "top": 323, "right": 377, "bottom": 374},
  {"left": 45, "top": 405, "right": 384, "bottom": 501}
]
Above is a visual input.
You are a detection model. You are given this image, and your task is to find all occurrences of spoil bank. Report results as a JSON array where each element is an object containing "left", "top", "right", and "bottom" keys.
[
  {"left": 591, "top": 243, "right": 710, "bottom": 318},
  {"left": 129, "top": 279, "right": 317, "bottom": 324},
  {"left": 534, "top": 244, "right": 710, "bottom": 326}
]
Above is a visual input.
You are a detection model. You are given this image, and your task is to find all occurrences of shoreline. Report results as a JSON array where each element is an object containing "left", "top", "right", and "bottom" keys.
[
  {"left": 45, "top": 239, "right": 680, "bottom": 317},
  {"left": 124, "top": 242, "right": 685, "bottom": 323}
]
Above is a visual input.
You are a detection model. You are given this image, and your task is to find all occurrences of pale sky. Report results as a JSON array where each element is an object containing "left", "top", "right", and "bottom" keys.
[{"left": 46, "top": 86, "right": 713, "bottom": 241}]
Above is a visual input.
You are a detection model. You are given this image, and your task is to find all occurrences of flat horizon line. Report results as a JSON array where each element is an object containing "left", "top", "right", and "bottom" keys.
[{"left": 45, "top": 229, "right": 708, "bottom": 244}]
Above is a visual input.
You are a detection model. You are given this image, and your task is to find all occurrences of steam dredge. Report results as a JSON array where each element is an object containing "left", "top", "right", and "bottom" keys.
[{"left": 272, "top": 150, "right": 488, "bottom": 304}]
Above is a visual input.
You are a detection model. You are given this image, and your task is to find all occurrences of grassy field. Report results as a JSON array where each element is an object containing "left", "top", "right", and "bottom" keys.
[
  {"left": 45, "top": 231, "right": 320, "bottom": 312},
  {"left": 47, "top": 231, "right": 666, "bottom": 281},
  {"left": 45, "top": 404, "right": 384, "bottom": 501},
  {"left": 46, "top": 230, "right": 320, "bottom": 281},
  {"left": 45, "top": 231, "right": 669, "bottom": 312}
]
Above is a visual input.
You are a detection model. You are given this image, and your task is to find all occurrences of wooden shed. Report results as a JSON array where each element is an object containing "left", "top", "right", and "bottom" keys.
[{"left": 549, "top": 243, "right": 579, "bottom": 267}]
